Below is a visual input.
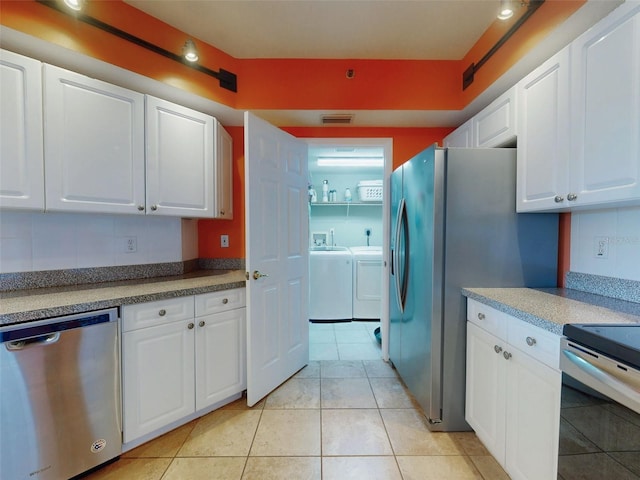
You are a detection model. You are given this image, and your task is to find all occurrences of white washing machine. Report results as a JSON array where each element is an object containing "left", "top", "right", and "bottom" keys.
[
  {"left": 309, "top": 247, "right": 353, "bottom": 321},
  {"left": 350, "top": 246, "right": 383, "bottom": 320}
]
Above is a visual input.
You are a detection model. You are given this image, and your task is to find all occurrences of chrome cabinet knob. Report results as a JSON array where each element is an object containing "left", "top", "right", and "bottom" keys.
[
  {"left": 137, "top": 205, "right": 145, "bottom": 211},
  {"left": 150, "top": 204, "right": 158, "bottom": 211},
  {"left": 554, "top": 195, "right": 564, "bottom": 203},
  {"left": 503, "top": 351, "right": 512, "bottom": 360},
  {"left": 158, "top": 309, "right": 166, "bottom": 316},
  {"left": 526, "top": 336, "right": 536, "bottom": 346},
  {"left": 567, "top": 193, "right": 578, "bottom": 201},
  {"left": 222, "top": 298, "right": 229, "bottom": 304},
  {"left": 494, "top": 345, "right": 503, "bottom": 354},
  {"left": 253, "top": 270, "right": 269, "bottom": 280},
  {"left": 187, "top": 322, "right": 194, "bottom": 330},
  {"left": 477, "top": 313, "right": 485, "bottom": 320},
  {"left": 199, "top": 320, "right": 205, "bottom": 327}
]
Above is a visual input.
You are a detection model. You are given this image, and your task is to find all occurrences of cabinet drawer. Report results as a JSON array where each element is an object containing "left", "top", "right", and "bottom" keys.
[
  {"left": 122, "top": 296, "right": 194, "bottom": 332},
  {"left": 467, "top": 299, "right": 508, "bottom": 339},
  {"left": 507, "top": 319, "right": 561, "bottom": 370},
  {"left": 195, "top": 288, "right": 246, "bottom": 316}
]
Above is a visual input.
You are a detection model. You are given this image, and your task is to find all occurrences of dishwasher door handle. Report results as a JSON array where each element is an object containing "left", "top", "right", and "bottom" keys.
[{"left": 6, "top": 332, "right": 61, "bottom": 350}]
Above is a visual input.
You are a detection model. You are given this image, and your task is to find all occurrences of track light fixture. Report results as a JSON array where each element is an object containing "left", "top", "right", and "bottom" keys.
[
  {"left": 498, "top": 0, "right": 514, "bottom": 20},
  {"left": 463, "top": 0, "right": 544, "bottom": 89},
  {"left": 182, "top": 39, "right": 199, "bottom": 62},
  {"left": 63, "top": 0, "right": 84, "bottom": 11},
  {"left": 38, "top": 0, "right": 237, "bottom": 92}
]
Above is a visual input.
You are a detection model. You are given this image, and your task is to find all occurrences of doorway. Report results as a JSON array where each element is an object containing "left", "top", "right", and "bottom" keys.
[{"left": 305, "top": 138, "right": 392, "bottom": 362}]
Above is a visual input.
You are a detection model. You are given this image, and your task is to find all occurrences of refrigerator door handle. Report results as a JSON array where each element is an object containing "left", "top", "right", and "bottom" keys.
[{"left": 395, "top": 198, "right": 409, "bottom": 312}]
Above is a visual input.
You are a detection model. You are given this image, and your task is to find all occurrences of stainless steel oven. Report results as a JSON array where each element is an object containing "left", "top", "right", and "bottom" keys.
[{"left": 559, "top": 325, "right": 640, "bottom": 480}]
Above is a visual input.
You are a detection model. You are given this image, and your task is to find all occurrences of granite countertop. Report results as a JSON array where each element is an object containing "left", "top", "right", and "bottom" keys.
[
  {"left": 462, "top": 287, "right": 640, "bottom": 335},
  {"left": 0, "top": 270, "right": 247, "bottom": 325}
]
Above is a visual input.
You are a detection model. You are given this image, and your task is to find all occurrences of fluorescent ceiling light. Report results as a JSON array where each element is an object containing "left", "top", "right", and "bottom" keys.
[{"left": 317, "top": 157, "right": 383, "bottom": 167}]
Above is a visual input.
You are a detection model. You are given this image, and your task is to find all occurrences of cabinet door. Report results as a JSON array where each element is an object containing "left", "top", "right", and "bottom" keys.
[
  {"left": 214, "top": 120, "right": 233, "bottom": 219},
  {"left": 122, "top": 321, "right": 195, "bottom": 443},
  {"left": 474, "top": 85, "right": 517, "bottom": 148},
  {"left": 195, "top": 308, "right": 246, "bottom": 410},
  {"left": 443, "top": 118, "right": 473, "bottom": 147},
  {"left": 570, "top": 4, "right": 640, "bottom": 208},
  {"left": 516, "top": 47, "right": 571, "bottom": 212},
  {"left": 505, "top": 347, "right": 561, "bottom": 480},
  {"left": 0, "top": 50, "right": 44, "bottom": 211},
  {"left": 465, "top": 322, "right": 507, "bottom": 465},
  {"left": 146, "top": 95, "right": 214, "bottom": 217},
  {"left": 43, "top": 64, "right": 145, "bottom": 214}
]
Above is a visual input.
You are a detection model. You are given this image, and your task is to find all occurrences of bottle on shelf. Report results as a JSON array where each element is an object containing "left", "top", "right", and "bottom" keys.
[
  {"left": 344, "top": 188, "right": 352, "bottom": 202},
  {"left": 322, "top": 180, "right": 329, "bottom": 203}
]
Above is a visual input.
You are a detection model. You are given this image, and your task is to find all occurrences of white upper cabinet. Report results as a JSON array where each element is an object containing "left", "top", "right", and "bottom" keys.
[
  {"left": 569, "top": 3, "right": 640, "bottom": 209},
  {"left": 517, "top": 3, "right": 640, "bottom": 212},
  {"left": 443, "top": 118, "right": 473, "bottom": 147},
  {"left": 0, "top": 50, "right": 44, "bottom": 211},
  {"left": 145, "top": 95, "right": 214, "bottom": 218},
  {"left": 473, "top": 85, "right": 517, "bottom": 148},
  {"left": 516, "top": 47, "right": 571, "bottom": 212},
  {"left": 43, "top": 64, "right": 146, "bottom": 214},
  {"left": 214, "top": 119, "right": 233, "bottom": 219},
  {"left": 443, "top": 86, "right": 517, "bottom": 149}
]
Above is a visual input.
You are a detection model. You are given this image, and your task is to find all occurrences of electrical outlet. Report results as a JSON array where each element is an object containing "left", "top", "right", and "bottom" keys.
[
  {"left": 221, "top": 234, "right": 229, "bottom": 248},
  {"left": 364, "top": 227, "right": 372, "bottom": 236},
  {"left": 594, "top": 236, "right": 609, "bottom": 259},
  {"left": 125, "top": 236, "right": 137, "bottom": 253}
]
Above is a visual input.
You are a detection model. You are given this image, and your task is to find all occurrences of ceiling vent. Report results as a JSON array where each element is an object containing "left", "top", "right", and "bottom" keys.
[{"left": 321, "top": 114, "right": 354, "bottom": 125}]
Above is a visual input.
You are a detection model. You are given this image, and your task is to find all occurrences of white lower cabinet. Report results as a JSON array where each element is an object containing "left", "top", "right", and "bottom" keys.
[
  {"left": 466, "top": 299, "right": 561, "bottom": 480},
  {"left": 122, "top": 289, "right": 246, "bottom": 444}
]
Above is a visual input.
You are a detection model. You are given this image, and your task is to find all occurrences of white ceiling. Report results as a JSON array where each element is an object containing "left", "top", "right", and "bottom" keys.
[{"left": 124, "top": 0, "right": 502, "bottom": 60}]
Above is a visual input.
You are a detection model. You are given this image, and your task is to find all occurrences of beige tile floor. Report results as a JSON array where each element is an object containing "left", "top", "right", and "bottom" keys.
[
  {"left": 309, "top": 320, "right": 383, "bottom": 361},
  {"left": 85, "top": 358, "right": 510, "bottom": 480}
]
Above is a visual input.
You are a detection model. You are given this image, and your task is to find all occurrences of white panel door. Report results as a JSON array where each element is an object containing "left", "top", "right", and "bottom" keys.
[
  {"left": 146, "top": 95, "right": 214, "bottom": 217},
  {"left": 443, "top": 118, "right": 473, "bottom": 148},
  {"left": 465, "top": 322, "right": 507, "bottom": 465},
  {"left": 43, "top": 64, "right": 145, "bottom": 214},
  {"left": 505, "top": 346, "right": 561, "bottom": 480},
  {"left": 122, "top": 321, "right": 195, "bottom": 443},
  {"left": 244, "top": 112, "right": 309, "bottom": 406},
  {"left": 0, "top": 50, "right": 44, "bottom": 211},
  {"left": 570, "top": 3, "right": 640, "bottom": 208},
  {"left": 195, "top": 308, "right": 246, "bottom": 410},
  {"left": 516, "top": 47, "right": 571, "bottom": 212}
]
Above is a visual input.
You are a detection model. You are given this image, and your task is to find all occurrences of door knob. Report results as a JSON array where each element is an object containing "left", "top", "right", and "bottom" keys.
[{"left": 253, "top": 270, "right": 269, "bottom": 280}]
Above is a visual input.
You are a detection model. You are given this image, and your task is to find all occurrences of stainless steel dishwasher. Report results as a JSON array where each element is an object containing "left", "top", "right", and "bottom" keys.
[{"left": 1, "top": 308, "right": 121, "bottom": 480}]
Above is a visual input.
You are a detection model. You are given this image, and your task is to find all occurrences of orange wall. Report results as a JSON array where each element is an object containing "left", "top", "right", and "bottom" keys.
[{"left": 1, "top": 0, "right": 583, "bottom": 111}]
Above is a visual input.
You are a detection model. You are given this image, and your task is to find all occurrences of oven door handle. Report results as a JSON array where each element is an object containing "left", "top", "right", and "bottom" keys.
[{"left": 562, "top": 349, "right": 640, "bottom": 402}]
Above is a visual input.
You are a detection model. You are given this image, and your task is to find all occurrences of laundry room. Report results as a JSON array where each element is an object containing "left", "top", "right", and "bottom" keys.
[{"left": 307, "top": 142, "right": 387, "bottom": 360}]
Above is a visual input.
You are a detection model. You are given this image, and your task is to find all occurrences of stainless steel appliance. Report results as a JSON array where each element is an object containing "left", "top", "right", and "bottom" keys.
[
  {"left": 559, "top": 324, "right": 640, "bottom": 479},
  {"left": 1, "top": 308, "right": 121, "bottom": 480},
  {"left": 389, "top": 145, "right": 558, "bottom": 431}
]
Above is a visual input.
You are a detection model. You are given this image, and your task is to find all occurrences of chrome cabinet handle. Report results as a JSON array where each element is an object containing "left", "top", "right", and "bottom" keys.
[
  {"left": 158, "top": 309, "right": 166, "bottom": 316},
  {"left": 150, "top": 204, "right": 158, "bottom": 211},
  {"left": 526, "top": 336, "right": 536, "bottom": 346},
  {"left": 477, "top": 313, "right": 485, "bottom": 320},
  {"left": 199, "top": 320, "right": 205, "bottom": 327},
  {"left": 253, "top": 270, "right": 269, "bottom": 280},
  {"left": 187, "top": 322, "right": 194, "bottom": 330},
  {"left": 503, "top": 351, "right": 512, "bottom": 360},
  {"left": 222, "top": 298, "right": 229, "bottom": 304},
  {"left": 137, "top": 205, "right": 145, "bottom": 211},
  {"left": 494, "top": 345, "right": 503, "bottom": 354},
  {"left": 567, "top": 193, "right": 578, "bottom": 201},
  {"left": 554, "top": 195, "right": 564, "bottom": 203}
]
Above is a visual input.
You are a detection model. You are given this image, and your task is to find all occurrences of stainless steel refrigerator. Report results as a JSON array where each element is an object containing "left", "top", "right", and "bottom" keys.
[{"left": 389, "top": 145, "right": 558, "bottom": 431}]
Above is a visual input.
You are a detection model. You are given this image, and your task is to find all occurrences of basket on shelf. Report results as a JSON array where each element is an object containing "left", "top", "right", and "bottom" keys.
[{"left": 357, "top": 180, "right": 383, "bottom": 202}]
